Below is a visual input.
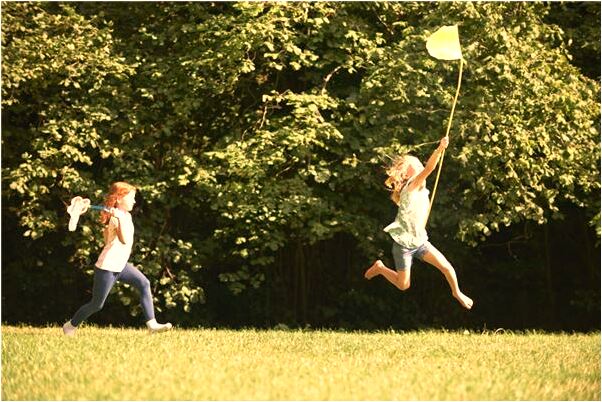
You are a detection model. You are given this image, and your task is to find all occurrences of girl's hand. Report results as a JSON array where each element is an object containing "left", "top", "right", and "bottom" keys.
[{"left": 438, "top": 136, "right": 449, "bottom": 151}]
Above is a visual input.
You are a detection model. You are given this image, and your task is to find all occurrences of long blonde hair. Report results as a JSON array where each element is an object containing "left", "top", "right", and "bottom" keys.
[
  {"left": 99, "top": 181, "right": 136, "bottom": 225},
  {"left": 384, "top": 155, "right": 423, "bottom": 205}
]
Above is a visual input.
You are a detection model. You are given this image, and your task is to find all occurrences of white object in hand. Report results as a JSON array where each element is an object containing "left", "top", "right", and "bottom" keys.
[{"left": 67, "top": 196, "right": 91, "bottom": 231}]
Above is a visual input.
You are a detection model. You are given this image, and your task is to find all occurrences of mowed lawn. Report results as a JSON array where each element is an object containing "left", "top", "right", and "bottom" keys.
[{"left": 2, "top": 326, "right": 599, "bottom": 400}]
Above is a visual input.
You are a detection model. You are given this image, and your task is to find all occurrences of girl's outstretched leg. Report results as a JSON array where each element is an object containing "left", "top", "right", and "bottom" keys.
[
  {"left": 364, "top": 260, "right": 411, "bottom": 291},
  {"left": 421, "top": 246, "right": 473, "bottom": 309},
  {"left": 64, "top": 268, "right": 119, "bottom": 335}
]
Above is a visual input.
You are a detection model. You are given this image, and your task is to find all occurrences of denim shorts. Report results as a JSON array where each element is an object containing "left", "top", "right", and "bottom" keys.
[{"left": 392, "top": 241, "right": 432, "bottom": 271}]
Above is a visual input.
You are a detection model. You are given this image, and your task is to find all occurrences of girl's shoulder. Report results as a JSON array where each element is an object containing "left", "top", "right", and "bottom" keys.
[
  {"left": 401, "top": 177, "right": 419, "bottom": 193},
  {"left": 122, "top": 212, "right": 134, "bottom": 225},
  {"left": 404, "top": 177, "right": 427, "bottom": 192}
]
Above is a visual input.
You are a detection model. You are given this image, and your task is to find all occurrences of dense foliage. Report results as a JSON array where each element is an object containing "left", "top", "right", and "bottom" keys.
[{"left": 2, "top": 2, "right": 599, "bottom": 330}]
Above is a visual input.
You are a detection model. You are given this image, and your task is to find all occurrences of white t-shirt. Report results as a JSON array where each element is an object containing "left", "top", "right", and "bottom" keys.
[{"left": 95, "top": 213, "right": 134, "bottom": 272}]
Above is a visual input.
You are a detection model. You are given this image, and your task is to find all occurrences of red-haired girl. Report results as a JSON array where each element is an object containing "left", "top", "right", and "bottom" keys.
[
  {"left": 364, "top": 137, "right": 473, "bottom": 309},
  {"left": 63, "top": 182, "right": 172, "bottom": 335}
]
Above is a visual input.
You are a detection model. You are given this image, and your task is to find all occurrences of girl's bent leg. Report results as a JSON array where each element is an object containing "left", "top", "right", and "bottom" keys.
[
  {"left": 421, "top": 246, "right": 473, "bottom": 309},
  {"left": 117, "top": 264, "right": 172, "bottom": 332},
  {"left": 70, "top": 268, "right": 118, "bottom": 326},
  {"left": 364, "top": 260, "right": 411, "bottom": 291},
  {"left": 364, "top": 260, "right": 381, "bottom": 279},
  {"left": 117, "top": 263, "right": 155, "bottom": 321}
]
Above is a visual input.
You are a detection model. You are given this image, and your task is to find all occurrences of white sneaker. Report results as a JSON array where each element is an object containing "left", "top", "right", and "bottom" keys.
[
  {"left": 63, "top": 321, "right": 77, "bottom": 336},
  {"left": 146, "top": 318, "right": 173, "bottom": 333}
]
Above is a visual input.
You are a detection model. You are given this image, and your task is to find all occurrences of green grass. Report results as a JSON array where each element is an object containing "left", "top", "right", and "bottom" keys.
[{"left": 2, "top": 326, "right": 599, "bottom": 400}]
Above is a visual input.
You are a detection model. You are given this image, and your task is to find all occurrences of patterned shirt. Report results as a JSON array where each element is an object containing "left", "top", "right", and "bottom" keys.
[{"left": 383, "top": 180, "right": 430, "bottom": 249}]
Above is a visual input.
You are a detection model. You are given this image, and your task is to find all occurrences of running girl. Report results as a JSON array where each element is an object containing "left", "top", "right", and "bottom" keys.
[
  {"left": 364, "top": 136, "right": 473, "bottom": 309},
  {"left": 63, "top": 181, "right": 172, "bottom": 335}
]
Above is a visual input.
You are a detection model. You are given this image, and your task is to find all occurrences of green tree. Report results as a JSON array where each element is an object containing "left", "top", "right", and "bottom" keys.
[{"left": 2, "top": 2, "right": 599, "bottom": 329}]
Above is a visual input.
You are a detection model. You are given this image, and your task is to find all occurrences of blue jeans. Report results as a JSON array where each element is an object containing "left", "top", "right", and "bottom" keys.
[
  {"left": 392, "top": 242, "right": 432, "bottom": 271},
  {"left": 70, "top": 263, "right": 155, "bottom": 326}
]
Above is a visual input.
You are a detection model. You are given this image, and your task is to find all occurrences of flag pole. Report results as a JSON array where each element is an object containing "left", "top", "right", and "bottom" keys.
[{"left": 425, "top": 57, "right": 464, "bottom": 226}]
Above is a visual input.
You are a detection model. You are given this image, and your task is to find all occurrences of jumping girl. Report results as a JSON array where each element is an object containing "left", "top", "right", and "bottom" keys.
[
  {"left": 364, "top": 136, "right": 473, "bottom": 309},
  {"left": 63, "top": 181, "right": 172, "bottom": 335}
]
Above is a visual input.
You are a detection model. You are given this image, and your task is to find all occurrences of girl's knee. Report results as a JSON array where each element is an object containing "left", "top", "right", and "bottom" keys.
[
  {"left": 395, "top": 269, "right": 411, "bottom": 291},
  {"left": 397, "top": 280, "right": 411, "bottom": 291},
  {"left": 131, "top": 277, "right": 152, "bottom": 296},
  {"left": 137, "top": 277, "right": 151, "bottom": 291}
]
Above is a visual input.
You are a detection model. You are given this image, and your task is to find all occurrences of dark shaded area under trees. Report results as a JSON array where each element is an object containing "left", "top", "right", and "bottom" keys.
[{"left": 1, "top": 2, "right": 600, "bottom": 331}]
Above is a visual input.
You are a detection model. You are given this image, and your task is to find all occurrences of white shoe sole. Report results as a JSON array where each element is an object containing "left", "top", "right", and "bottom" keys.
[{"left": 148, "top": 323, "right": 173, "bottom": 333}]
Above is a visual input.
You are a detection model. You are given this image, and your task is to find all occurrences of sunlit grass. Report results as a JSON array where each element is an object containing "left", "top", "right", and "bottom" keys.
[{"left": 2, "top": 326, "right": 599, "bottom": 400}]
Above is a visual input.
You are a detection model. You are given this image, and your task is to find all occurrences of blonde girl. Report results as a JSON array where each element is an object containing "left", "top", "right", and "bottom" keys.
[
  {"left": 63, "top": 181, "right": 172, "bottom": 335},
  {"left": 364, "top": 136, "right": 473, "bottom": 309}
]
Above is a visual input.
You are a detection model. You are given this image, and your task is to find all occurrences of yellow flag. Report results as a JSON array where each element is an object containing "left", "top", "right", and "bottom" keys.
[{"left": 426, "top": 25, "right": 462, "bottom": 61}]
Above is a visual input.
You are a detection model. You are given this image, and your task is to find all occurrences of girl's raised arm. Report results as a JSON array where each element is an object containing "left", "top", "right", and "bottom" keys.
[{"left": 407, "top": 136, "right": 448, "bottom": 191}]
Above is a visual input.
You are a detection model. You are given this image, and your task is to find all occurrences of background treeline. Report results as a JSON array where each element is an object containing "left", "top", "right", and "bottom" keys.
[{"left": 2, "top": 2, "right": 600, "bottom": 331}]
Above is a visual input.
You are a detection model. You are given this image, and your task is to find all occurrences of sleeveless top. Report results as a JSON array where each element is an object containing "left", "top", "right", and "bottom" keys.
[{"left": 383, "top": 179, "right": 430, "bottom": 249}]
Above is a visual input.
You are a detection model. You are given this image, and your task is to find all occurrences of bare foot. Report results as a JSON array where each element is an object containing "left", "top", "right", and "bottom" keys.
[
  {"left": 364, "top": 260, "right": 384, "bottom": 279},
  {"left": 453, "top": 291, "right": 474, "bottom": 310}
]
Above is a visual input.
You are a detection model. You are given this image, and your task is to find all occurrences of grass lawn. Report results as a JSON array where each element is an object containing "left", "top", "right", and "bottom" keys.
[{"left": 2, "top": 325, "right": 599, "bottom": 400}]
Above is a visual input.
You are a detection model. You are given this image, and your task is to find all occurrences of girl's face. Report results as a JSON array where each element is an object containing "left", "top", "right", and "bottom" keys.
[{"left": 117, "top": 190, "right": 136, "bottom": 211}]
